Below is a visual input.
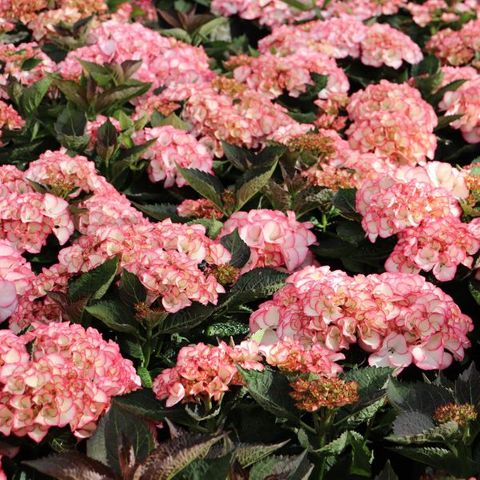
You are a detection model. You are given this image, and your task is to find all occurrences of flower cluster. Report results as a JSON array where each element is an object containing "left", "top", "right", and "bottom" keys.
[
  {"left": 433, "top": 403, "right": 478, "bottom": 427},
  {"left": 346, "top": 81, "right": 437, "bottom": 165},
  {"left": 406, "top": 0, "right": 480, "bottom": 27},
  {"left": 0, "top": 100, "right": 24, "bottom": 144},
  {"left": 385, "top": 216, "right": 480, "bottom": 281},
  {"left": 220, "top": 209, "right": 316, "bottom": 273},
  {"left": 177, "top": 199, "right": 223, "bottom": 219},
  {"left": 225, "top": 51, "right": 349, "bottom": 102},
  {"left": 58, "top": 20, "right": 213, "bottom": 97},
  {"left": 152, "top": 341, "right": 264, "bottom": 407},
  {"left": 182, "top": 78, "right": 311, "bottom": 156},
  {"left": 427, "top": 18, "right": 480, "bottom": 67},
  {"left": 132, "top": 126, "right": 214, "bottom": 188},
  {"left": 250, "top": 266, "right": 472, "bottom": 370},
  {"left": 211, "top": 0, "right": 317, "bottom": 28},
  {"left": 290, "top": 377, "right": 359, "bottom": 412},
  {"left": 356, "top": 171, "right": 461, "bottom": 241},
  {"left": 325, "top": 0, "right": 407, "bottom": 20},
  {"left": 0, "top": 323, "right": 140, "bottom": 442}
]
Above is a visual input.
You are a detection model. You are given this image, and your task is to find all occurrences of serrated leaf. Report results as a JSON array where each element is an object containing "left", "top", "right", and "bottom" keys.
[
  {"left": 332, "top": 188, "right": 360, "bottom": 220},
  {"left": 235, "top": 160, "right": 278, "bottom": 210},
  {"left": 132, "top": 202, "right": 183, "bottom": 223},
  {"left": 68, "top": 257, "right": 119, "bottom": 302},
  {"left": 95, "top": 81, "right": 152, "bottom": 112},
  {"left": 188, "top": 218, "right": 223, "bottom": 239},
  {"left": 177, "top": 168, "right": 224, "bottom": 209},
  {"left": 85, "top": 300, "right": 138, "bottom": 335},
  {"left": 374, "top": 461, "right": 399, "bottom": 480},
  {"left": 220, "top": 229, "right": 250, "bottom": 268},
  {"left": 132, "top": 433, "right": 225, "bottom": 480},
  {"left": 223, "top": 268, "right": 288, "bottom": 307},
  {"left": 23, "top": 451, "right": 114, "bottom": 480},
  {"left": 392, "top": 411, "right": 435, "bottom": 436},
  {"left": 205, "top": 321, "right": 249, "bottom": 337},
  {"left": 20, "top": 76, "right": 52, "bottom": 115},
  {"left": 235, "top": 440, "right": 289, "bottom": 468},
  {"left": 154, "top": 113, "right": 189, "bottom": 130},
  {"left": 455, "top": 364, "right": 480, "bottom": 406},
  {"left": 221, "top": 142, "right": 252, "bottom": 170},
  {"left": 342, "top": 367, "right": 393, "bottom": 397},
  {"left": 388, "top": 420, "right": 459, "bottom": 445},
  {"left": 87, "top": 414, "right": 109, "bottom": 466},
  {"left": 238, "top": 367, "right": 299, "bottom": 422},
  {"left": 119, "top": 269, "right": 147, "bottom": 306},
  {"left": 159, "top": 303, "right": 217, "bottom": 334},
  {"left": 387, "top": 379, "right": 454, "bottom": 416},
  {"left": 336, "top": 221, "right": 366, "bottom": 245},
  {"left": 79, "top": 60, "right": 113, "bottom": 87},
  {"left": 249, "top": 451, "right": 312, "bottom": 480},
  {"left": 54, "top": 78, "right": 88, "bottom": 110},
  {"left": 104, "top": 404, "right": 155, "bottom": 477}
]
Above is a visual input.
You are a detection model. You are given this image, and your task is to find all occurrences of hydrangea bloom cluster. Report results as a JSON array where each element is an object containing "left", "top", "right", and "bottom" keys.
[
  {"left": 25, "top": 149, "right": 111, "bottom": 197},
  {"left": 225, "top": 51, "right": 349, "bottom": 101},
  {"left": 406, "top": 0, "right": 480, "bottom": 27},
  {"left": 58, "top": 20, "right": 214, "bottom": 96},
  {"left": 152, "top": 340, "right": 264, "bottom": 407},
  {"left": 426, "top": 19, "right": 480, "bottom": 67},
  {"left": 0, "top": 42, "right": 55, "bottom": 93},
  {"left": 0, "top": 323, "right": 140, "bottom": 442},
  {"left": 250, "top": 266, "right": 473, "bottom": 370},
  {"left": 0, "top": 100, "right": 24, "bottom": 144},
  {"left": 385, "top": 216, "right": 480, "bottom": 281},
  {"left": 325, "top": 0, "right": 407, "bottom": 20},
  {"left": 219, "top": 209, "right": 316, "bottom": 273},
  {"left": 356, "top": 172, "right": 461, "bottom": 242},
  {"left": 0, "top": 240, "right": 34, "bottom": 296},
  {"left": 439, "top": 75, "right": 480, "bottom": 144},
  {"left": 211, "top": 0, "right": 318, "bottom": 28},
  {"left": 182, "top": 78, "right": 311, "bottom": 156},
  {"left": 346, "top": 81, "right": 437, "bottom": 165},
  {"left": 132, "top": 126, "right": 214, "bottom": 187}
]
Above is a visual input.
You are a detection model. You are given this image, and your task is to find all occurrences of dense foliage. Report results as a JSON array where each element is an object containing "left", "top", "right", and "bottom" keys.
[{"left": 0, "top": 0, "right": 480, "bottom": 478}]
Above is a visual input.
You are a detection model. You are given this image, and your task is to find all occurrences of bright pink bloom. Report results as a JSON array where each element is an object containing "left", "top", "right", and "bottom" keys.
[{"left": 220, "top": 209, "right": 316, "bottom": 273}]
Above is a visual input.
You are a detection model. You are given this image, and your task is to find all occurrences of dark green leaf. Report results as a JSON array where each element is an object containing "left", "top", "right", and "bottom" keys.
[
  {"left": 20, "top": 77, "right": 52, "bottom": 115},
  {"left": 221, "top": 142, "right": 252, "bottom": 170},
  {"left": 177, "top": 168, "right": 224, "bottom": 209},
  {"left": 159, "top": 303, "right": 217, "bottom": 334},
  {"left": 220, "top": 229, "right": 250, "bottom": 268},
  {"left": 374, "top": 461, "right": 399, "bottom": 480},
  {"left": 332, "top": 188, "right": 360, "bottom": 220},
  {"left": 132, "top": 202, "right": 183, "bottom": 222},
  {"left": 85, "top": 300, "right": 138, "bottom": 335},
  {"left": 119, "top": 269, "right": 147, "bottom": 306},
  {"left": 68, "top": 257, "right": 119, "bottom": 302}
]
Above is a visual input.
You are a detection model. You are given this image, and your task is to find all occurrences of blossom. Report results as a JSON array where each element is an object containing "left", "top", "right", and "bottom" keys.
[
  {"left": 360, "top": 23, "right": 423, "bottom": 69},
  {"left": 0, "top": 192, "right": 75, "bottom": 253},
  {"left": 153, "top": 340, "right": 263, "bottom": 407},
  {"left": 250, "top": 266, "right": 472, "bottom": 370},
  {"left": 325, "top": 0, "right": 407, "bottom": 20},
  {"left": 25, "top": 149, "right": 111, "bottom": 198},
  {"left": 0, "top": 323, "right": 140, "bottom": 442},
  {"left": 385, "top": 216, "right": 480, "bottom": 281},
  {"left": 220, "top": 209, "right": 316, "bottom": 273},
  {"left": 0, "top": 279, "right": 17, "bottom": 322},
  {"left": 433, "top": 403, "right": 478, "bottom": 426},
  {"left": 0, "top": 100, "right": 24, "bottom": 144},
  {"left": 177, "top": 199, "right": 223, "bottom": 219},
  {"left": 290, "top": 377, "right": 359, "bottom": 412},
  {"left": 226, "top": 51, "right": 349, "bottom": 101},
  {"left": 356, "top": 173, "right": 461, "bottom": 241},
  {"left": 132, "top": 126, "right": 214, "bottom": 188},
  {"left": 0, "top": 240, "right": 35, "bottom": 295}
]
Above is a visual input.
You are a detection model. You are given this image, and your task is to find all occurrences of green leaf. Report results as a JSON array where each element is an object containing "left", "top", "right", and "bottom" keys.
[
  {"left": 434, "top": 114, "right": 463, "bottom": 132},
  {"left": 205, "top": 320, "right": 249, "bottom": 337},
  {"left": 68, "top": 257, "right": 119, "bottom": 302},
  {"left": 342, "top": 367, "right": 393, "bottom": 398},
  {"left": 20, "top": 76, "right": 52, "bottom": 115},
  {"left": 132, "top": 202, "right": 183, "bottom": 222},
  {"left": 54, "top": 78, "right": 88, "bottom": 110},
  {"left": 21, "top": 57, "right": 42, "bottom": 71},
  {"left": 54, "top": 105, "right": 87, "bottom": 137},
  {"left": 431, "top": 79, "right": 467, "bottom": 105},
  {"left": 153, "top": 112, "right": 190, "bottom": 130},
  {"left": 238, "top": 367, "right": 299, "bottom": 422},
  {"left": 235, "top": 160, "right": 278, "bottom": 210},
  {"left": 112, "top": 390, "right": 176, "bottom": 422},
  {"left": 411, "top": 55, "right": 440, "bottom": 76},
  {"left": 95, "top": 81, "right": 152, "bottom": 112},
  {"left": 119, "top": 269, "right": 147, "bottom": 306},
  {"left": 332, "top": 188, "right": 360, "bottom": 220},
  {"left": 374, "top": 461, "right": 399, "bottom": 480},
  {"left": 85, "top": 300, "right": 138, "bottom": 335},
  {"left": 159, "top": 27, "right": 192, "bottom": 43},
  {"left": 159, "top": 303, "right": 217, "bottom": 334},
  {"left": 249, "top": 451, "right": 313, "bottom": 480},
  {"left": 177, "top": 168, "right": 224, "bottom": 209},
  {"left": 391, "top": 411, "right": 435, "bottom": 436},
  {"left": 388, "top": 420, "right": 459, "bottom": 445},
  {"left": 235, "top": 440, "right": 289, "bottom": 468},
  {"left": 78, "top": 60, "right": 113, "bottom": 87},
  {"left": 220, "top": 229, "right": 251, "bottom": 268},
  {"left": 468, "top": 280, "right": 480, "bottom": 306},
  {"left": 137, "top": 366, "right": 153, "bottom": 388},
  {"left": 221, "top": 142, "right": 252, "bottom": 170},
  {"left": 104, "top": 404, "right": 155, "bottom": 477},
  {"left": 86, "top": 414, "right": 109, "bottom": 466},
  {"left": 223, "top": 268, "right": 288, "bottom": 307},
  {"left": 188, "top": 218, "right": 223, "bottom": 238},
  {"left": 336, "top": 221, "right": 366, "bottom": 245}
]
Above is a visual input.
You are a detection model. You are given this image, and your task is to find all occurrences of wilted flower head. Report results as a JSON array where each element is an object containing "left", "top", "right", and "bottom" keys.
[{"left": 433, "top": 403, "right": 478, "bottom": 427}]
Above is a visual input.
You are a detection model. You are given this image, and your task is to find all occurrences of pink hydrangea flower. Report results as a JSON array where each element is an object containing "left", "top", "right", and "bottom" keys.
[
  {"left": 356, "top": 173, "right": 461, "bottom": 241},
  {"left": 220, "top": 209, "right": 316, "bottom": 273},
  {"left": 133, "top": 126, "right": 214, "bottom": 188},
  {"left": 153, "top": 340, "right": 263, "bottom": 407},
  {"left": 325, "top": 0, "right": 407, "bottom": 20},
  {"left": 250, "top": 266, "right": 472, "bottom": 371},
  {"left": 0, "top": 323, "right": 140, "bottom": 442},
  {"left": 0, "top": 100, "right": 24, "bottom": 144},
  {"left": 0, "top": 240, "right": 35, "bottom": 295},
  {"left": 0, "top": 279, "right": 17, "bottom": 322},
  {"left": 385, "top": 216, "right": 480, "bottom": 281},
  {"left": 361, "top": 23, "right": 423, "bottom": 69}
]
